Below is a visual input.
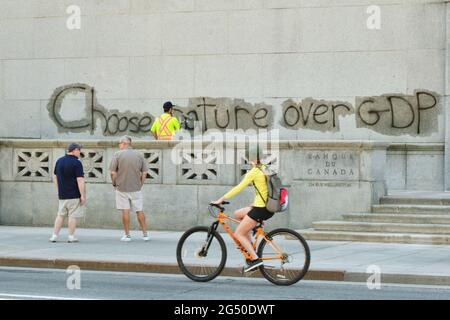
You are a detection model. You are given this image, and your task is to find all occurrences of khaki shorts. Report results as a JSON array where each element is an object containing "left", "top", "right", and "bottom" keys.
[
  {"left": 58, "top": 199, "right": 85, "bottom": 218},
  {"left": 115, "top": 190, "right": 143, "bottom": 212}
]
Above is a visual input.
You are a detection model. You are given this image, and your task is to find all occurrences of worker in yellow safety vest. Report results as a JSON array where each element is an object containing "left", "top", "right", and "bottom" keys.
[{"left": 151, "top": 101, "right": 180, "bottom": 140}]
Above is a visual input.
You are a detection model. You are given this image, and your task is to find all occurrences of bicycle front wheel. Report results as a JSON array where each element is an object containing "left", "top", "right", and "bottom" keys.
[
  {"left": 176, "top": 226, "right": 227, "bottom": 282},
  {"left": 257, "top": 228, "right": 310, "bottom": 286}
]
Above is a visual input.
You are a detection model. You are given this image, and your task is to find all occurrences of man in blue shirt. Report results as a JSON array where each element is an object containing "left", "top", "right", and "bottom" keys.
[{"left": 50, "top": 143, "right": 86, "bottom": 243}]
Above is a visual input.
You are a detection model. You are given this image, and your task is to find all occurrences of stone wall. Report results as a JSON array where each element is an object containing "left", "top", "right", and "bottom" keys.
[
  {"left": 386, "top": 143, "right": 445, "bottom": 191},
  {"left": 0, "top": 0, "right": 448, "bottom": 230},
  {"left": 0, "top": 139, "right": 387, "bottom": 230},
  {"left": 0, "top": 0, "right": 446, "bottom": 143}
]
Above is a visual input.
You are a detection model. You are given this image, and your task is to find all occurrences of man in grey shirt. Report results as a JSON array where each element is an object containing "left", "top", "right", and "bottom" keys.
[{"left": 109, "top": 136, "right": 149, "bottom": 241}]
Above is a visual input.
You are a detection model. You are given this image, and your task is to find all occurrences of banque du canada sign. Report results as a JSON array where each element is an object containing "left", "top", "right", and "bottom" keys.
[{"left": 47, "top": 83, "right": 440, "bottom": 137}]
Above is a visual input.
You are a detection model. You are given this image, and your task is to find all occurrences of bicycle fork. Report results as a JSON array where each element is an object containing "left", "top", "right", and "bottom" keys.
[{"left": 198, "top": 221, "right": 220, "bottom": 257}]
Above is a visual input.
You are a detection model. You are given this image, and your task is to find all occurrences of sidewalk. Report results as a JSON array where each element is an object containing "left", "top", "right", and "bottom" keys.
[{"left": 0, "top": 226, "right": 450, "bottom": 286}]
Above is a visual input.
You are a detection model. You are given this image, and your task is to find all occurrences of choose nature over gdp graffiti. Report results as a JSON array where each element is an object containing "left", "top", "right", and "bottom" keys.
[{"left": 47, "top": 84, "right": 440, "bottom": 137}]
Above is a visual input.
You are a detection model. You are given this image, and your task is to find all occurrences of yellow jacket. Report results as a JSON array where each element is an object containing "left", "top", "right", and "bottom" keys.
[
  {"left": 151, "top": 113, "right": 180, "bottom": 140},
  {"left": 223, "top": 166, "right": 268, "bottom": 207}
]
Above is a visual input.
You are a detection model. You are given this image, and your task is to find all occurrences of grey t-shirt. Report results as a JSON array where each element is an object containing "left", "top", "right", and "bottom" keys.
[{"left": 109, "top": 148, "right": 148, "bottom": 192}]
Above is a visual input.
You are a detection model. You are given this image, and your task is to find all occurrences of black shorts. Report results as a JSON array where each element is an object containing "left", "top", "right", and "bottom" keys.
[{"left": 248, "top": 206, "right": 274, "bottom": 222}]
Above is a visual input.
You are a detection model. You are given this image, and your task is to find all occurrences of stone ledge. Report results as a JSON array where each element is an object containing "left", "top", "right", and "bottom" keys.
[
  {"left": 0, "top": 139, "right": 390, "bottom": 150},
  {"left": 387, "top": 143, "right": 444, "bottom": 152}
]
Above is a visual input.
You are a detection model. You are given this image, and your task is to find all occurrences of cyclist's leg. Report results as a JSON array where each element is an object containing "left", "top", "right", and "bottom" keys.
[
  {"left": 234, "top": 215, "right": 258, "bottom": 260},
  {"left": 234, "top": 206, "right": 252, "bottom": 220},
  {"left": 234, "top": 206, "right": 253, "bottom": 244}
]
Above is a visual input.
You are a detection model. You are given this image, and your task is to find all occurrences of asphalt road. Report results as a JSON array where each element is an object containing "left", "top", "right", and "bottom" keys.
[{"left": 0, "top": 267, "right": 450, "bottom": 300}]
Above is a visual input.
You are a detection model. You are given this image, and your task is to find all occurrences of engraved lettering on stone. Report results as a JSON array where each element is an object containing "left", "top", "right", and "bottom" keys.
[
  {"left": 308, "top": 182, "right": 352, "bottom": 188},
  {"left": 304, "top": 151, "right": 357, "bottom": 181}
]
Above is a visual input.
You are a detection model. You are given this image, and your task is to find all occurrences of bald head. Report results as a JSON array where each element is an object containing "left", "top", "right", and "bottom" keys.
[
  {"left": 118, "top": 136, "right": 132, "bottom": 149},
  {"left": 119, "top": 136, "right": 132, "bottom": 144}
]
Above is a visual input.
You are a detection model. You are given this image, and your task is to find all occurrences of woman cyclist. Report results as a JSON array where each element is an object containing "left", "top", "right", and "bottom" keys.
[{"left": 211, "top": 145, "right": 273, "bottom": 273}]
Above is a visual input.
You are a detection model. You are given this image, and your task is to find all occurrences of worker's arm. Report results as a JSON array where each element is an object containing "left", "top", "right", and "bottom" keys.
[{"left": 172, "top": 117, "right": 181, "bottom": 131}]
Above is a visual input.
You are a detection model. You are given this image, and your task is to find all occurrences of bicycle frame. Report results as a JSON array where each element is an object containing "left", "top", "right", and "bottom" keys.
[{"left": 212, "top": 210, "right": 286, "bottom": 262}]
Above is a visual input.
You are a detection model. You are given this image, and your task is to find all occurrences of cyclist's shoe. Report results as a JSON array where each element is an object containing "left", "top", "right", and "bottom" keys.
[
  {"left": 244, "top": 259, "right": 263, "bottom": 273},
  {"left": 121, "top": 234, "right": 132, "bottom": 242}
]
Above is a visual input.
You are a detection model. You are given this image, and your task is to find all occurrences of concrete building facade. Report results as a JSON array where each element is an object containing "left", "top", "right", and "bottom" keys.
[{"left": 0, "top": 0, "right": 449, "bottom": 231}]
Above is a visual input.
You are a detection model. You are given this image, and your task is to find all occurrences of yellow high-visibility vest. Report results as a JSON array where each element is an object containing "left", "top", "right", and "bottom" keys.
[
  {"left": 151, "top": 113, "right": 180, "bottom": 140},
  {"left": 158, "top": 115, "right": 173, "bottom": 140}
]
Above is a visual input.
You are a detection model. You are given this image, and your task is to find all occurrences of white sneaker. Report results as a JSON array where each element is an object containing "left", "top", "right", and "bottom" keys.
[
  {"left": 121, "top": 234, "right": 131, "bottom": 242},
  {"left": 68, "top": 235, "right": 78, "bottom": 243},
  {"left": 49, "top": 234, "right": 58, "bottom": 242},
  {"left": 142, "top": 233, "right": 150, "bottom": 241}
]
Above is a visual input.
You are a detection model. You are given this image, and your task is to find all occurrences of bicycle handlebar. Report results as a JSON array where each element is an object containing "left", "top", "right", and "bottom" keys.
[{"left": 209, "top": 201, "right": 230, "bottom": 212}]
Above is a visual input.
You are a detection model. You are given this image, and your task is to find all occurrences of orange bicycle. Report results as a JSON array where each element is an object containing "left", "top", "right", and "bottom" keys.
[{"left": 176, "top": 202, "right": 310, "bottom": 286}]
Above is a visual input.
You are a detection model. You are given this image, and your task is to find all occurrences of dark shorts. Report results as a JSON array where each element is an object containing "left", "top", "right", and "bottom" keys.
[{"left": 248, "top": 206, "right": 274, "bottom": 222}]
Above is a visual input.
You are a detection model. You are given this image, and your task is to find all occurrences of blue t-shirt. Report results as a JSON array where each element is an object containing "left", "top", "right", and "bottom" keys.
[{"left": 54, "top": 155, "right": 84, "bottom": 200}]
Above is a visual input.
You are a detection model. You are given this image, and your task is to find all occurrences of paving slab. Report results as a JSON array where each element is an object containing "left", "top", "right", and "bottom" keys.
[{"left": 0, "top": 226, "right": 449, "bottom": 285}]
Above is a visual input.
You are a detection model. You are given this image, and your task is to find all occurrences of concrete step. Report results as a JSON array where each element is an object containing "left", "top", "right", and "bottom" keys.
[
  {"left": 299, "top": 229, "right": 450, "bottom": 245},
  {"left": 312, "top": 221, "right": 450, "bottom": 235},
  {"left": 380, "top": 196, "right": 450, "bottom": 206},
  {"left": 372, "top": 205, "right": 450, "bottom": 215},
  {"left": 343, "top": 213, "right": 450, "bottom": 224}
]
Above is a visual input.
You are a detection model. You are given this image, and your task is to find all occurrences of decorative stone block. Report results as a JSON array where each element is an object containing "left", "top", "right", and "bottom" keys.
[
  {"left": 14, "top": 149, "right": 52, "bottom": 181},
  {"left": 139, "top": 150, "right": 162, "bottom": 184},
  {"left": 79, "top": 149, "right": 106, "bottom": 182},
  {"left": 178, "top": 147, "right": 219, "bottom": 184}
]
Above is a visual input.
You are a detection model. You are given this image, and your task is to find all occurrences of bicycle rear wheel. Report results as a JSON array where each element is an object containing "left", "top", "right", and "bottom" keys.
[
  {"left": 176, "top": 226, "right": 227, "bottom": 282},
  {"left": 257, "top": 228, "right": 310, "bottom": 286}
]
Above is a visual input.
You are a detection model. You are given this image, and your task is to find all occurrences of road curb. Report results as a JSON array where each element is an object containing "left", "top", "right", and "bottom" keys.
[
  {"left": 0, "top": 257, "right": 344, "bottom": 281},
  {"left": 344, "top": 272, "right": 450, "bottom": 286},
  {"left": 2, "top": 257, "right": 449, "bottom": 286}
]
